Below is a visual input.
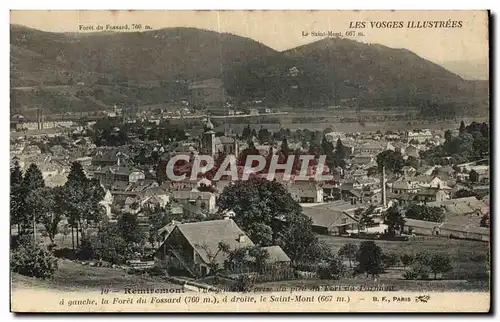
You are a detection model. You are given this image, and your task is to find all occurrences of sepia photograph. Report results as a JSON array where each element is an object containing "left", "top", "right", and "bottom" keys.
[{"left": 9, "top": 10, "right": 491, "bottom": 312}]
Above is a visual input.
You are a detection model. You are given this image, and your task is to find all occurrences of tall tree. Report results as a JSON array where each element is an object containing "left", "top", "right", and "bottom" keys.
[
  {"left": 59, "top": 162, "right": 105, "bottom": 251},
  {"left": 257, "top": 127, "right": 271, "bottom": 144},
  {"left": 18, "top": 164, "right": 45, "bottom": 237},
  {"left": 334, "top": 138, "right": 348, "bottom": 168},
  {"left": 247, "top": 222, "right": 273, "bottom": 247},
  {"left": 217, "top": 177, "right": 321, "bottom": 262},
  {"left": 66, "top": 161, "right": 87, "bottom": 184},
  {"left": 358, "top": 205, "right": 376, "bottom": 232},
  {"left": 10, "top": 160, "right": 25, "bottom": 235},
  {"left": 118, "top": 212, "right": 146, "bottom": 247},
  {"left": 242, "top": 124, "right": 251, "bottom": 140},
  {"left": 23, "top": 163, "right": 45, "bottom": 192},
  {"left": 444, "top": 130, "right": 452, "bottom": 143},
  {"left": 147, "top": 204, "right": 172, "bottom": 248},
  {"left": 308, "top": 132, "right": 321, "bottom": 156},
  {"left": 459, "top": 120, "right": 466, "bottom": 136},
  {"left": 38, "top": 187, "right": 62, "bottom": 245},
  {"left": 25, "top": 187, "right": 56, "bottom": 243},
  {"left": 383, "top": 204, "right": 406, "bottom": 236},
  {"left": 280, "top": 137, "right": 290, "bottom": 158},
  {"left": 356, "top": 241, "right": 384, "bottom": 278},
  {"left": 321, "top": 136, "right": 335, "bottom": 169},
  {"left": 376, "top": 150, "right": 404, "bottom": 174},
  {"left": 237, "top": 140, "right": 260, "bottom": 166}
]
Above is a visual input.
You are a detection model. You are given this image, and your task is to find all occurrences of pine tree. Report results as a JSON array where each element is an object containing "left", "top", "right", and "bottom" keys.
[
  {"left": 10, "top": 160, "right": 25, "bottom": 235},
  {"left": 59, "top": 162, "right": 105, "bottom": 252},
  {"left": 66, "top": 161, "right": 87, "bottom": 184},
  {"left": 459, "top": 120, "right": 466, "bottom": 136},
  {"left": 242, "top": 124, "right": 251, "bottom": 140},
  {"left": 280, "top": 137, "right": 290, "bottom": 158},
  {"left": 444, "top": 130, "right": 452, "bottom": 143},
  {"left": 19, "top": 164, "right": 45, "bottom": 238},
  {"left": 23, "top": 163, "right": 45, "bottom": 192},
  {"left": 11, "top": 160, "right": 23, "bottom": 186},
  {"left": 321, "top": 135, "right": 334, "bottom": 154},
  {"left": 308, "top": 132, "right": 321, "bottom": 156}
]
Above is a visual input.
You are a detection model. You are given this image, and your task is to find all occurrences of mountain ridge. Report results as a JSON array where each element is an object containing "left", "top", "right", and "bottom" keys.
[{"left": 10, "top": 24, "right": 488, "bottom": 116}]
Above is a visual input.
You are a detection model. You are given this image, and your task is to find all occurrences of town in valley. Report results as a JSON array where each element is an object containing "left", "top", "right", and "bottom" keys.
[{"left": 10, "top": 19, "right": 490, "bottom": 297}]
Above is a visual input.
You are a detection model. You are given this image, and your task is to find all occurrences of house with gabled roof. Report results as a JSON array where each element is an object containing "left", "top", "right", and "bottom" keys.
[
  {"left": 403, "top": 218, "right": 489, "bottom": 242},
  {"left": 415, "top": 187, "right": 449, "bottom": 203},
  {"left": 171, "top": 190, "right": 216, "bottom": 213},
  {"left": 155, "top": 219, "right": 254, "bottom": 276},
  {"left": 427, "top": 197, "right": 489, "bottom": 216},
  {"left": 93, "top": 165, "right": 145, "bottom": 189},
  {"left": 302, "top": 201, "right": 363, "bottom": 235}
]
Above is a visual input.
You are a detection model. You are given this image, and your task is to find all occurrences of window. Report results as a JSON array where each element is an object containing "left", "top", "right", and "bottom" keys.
[{"left": 341, "top": 218, "right": 347, "bottom": 224}]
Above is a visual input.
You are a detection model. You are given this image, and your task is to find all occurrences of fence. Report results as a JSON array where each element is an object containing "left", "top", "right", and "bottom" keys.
[{"left": 221, "top": 262, "right": 314, "bottom": 283}]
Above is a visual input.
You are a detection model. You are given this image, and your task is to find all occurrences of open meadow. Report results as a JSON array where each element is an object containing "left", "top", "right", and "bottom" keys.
[
  {"left": 11, "top": 259, "right": 182, "bottom": 292},
  {"left": 318, "top": 235, "right": 490, "bottom": 282}
]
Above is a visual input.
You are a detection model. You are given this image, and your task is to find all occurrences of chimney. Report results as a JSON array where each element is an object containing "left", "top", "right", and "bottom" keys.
[
  {"left": 381, "top": 166, "right": 387, "bottom": 208},
  {"left": 36, "top": 108, "right": 41, "bottom": 130},
  {"left": 223, "top": 210, "right": 235, "bottom": 220},
  {"left": 238, "top": 234, "right": 246, "bottom": 243}
]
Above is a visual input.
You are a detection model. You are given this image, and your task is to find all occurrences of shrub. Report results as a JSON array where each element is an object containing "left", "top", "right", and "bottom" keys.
[
  {"left": 293, "top": 262, "right": 318, "bottom": 273},
  {"left": 316, "top": 264, "right": 331, "bottom": 280},
  {"left": 147, "top": 264, "right": 166, "bottom": 276},
  {"left": 470, "top": 253, "right": 488, "bottom": 263},
  {"left": 232, "top": 275, "right": 256, "bottom": 292},
  {"left": 409, "top": 262, "right": 431, "bottom": 280},
  {"left": 11, "top": 240, "right": 58, "bottom": 279},
  {"left": 76, "top": 237, "right": 94, "bottom": 260},
  {"left": 316, "top": 258, "right": 345, "bottom": 280},
  {"left": 403, "top": 270, "right": 420, "bottom": 280},
  {"left": 382, "top": 252, "right": 400, "bottom": 269},
  {"left": 428, "top": 254, "right": 452, "bottom": 279},
  {"left": 400, "top": 253, "right": 414, "bottom": 269},
  {"left": 415, "top": 251, "right": 432, "bottom": 266},
  {"left": 402, "top": 251, "right": 455, "bottom": 280}
]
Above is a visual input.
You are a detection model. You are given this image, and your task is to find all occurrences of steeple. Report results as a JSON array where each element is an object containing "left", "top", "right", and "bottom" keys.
[
  {"left": 201, "top": 117, "right": 216, "bottom": 156},
  {"left": 203, "top": 117, "right": 215, "bottom": 132}
]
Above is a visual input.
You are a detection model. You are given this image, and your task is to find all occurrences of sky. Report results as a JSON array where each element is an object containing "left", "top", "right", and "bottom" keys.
[{"left": 10, "top": 10, "right": 489, "bottom": 64}]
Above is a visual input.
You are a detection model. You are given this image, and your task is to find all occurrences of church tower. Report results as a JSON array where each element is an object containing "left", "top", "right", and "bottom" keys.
[{"left": 201, "top": 117, "right": 216, "bottom": 156}]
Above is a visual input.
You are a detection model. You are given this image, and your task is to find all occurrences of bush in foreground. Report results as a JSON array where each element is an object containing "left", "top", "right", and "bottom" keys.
[{"left": 11, "top": 240, "right": 58, "bottom": 279}]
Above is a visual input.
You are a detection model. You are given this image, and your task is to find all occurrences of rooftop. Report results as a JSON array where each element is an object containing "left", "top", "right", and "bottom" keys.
[{"left": 170, "top": 219, "right": 254, "bottom": 265}]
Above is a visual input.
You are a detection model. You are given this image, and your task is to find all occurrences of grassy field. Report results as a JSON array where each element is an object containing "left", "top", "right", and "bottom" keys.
[
  {"left": 258, "top": 277, "right": 489, "bottom": 292},
  {"left": 256, "top": 236, "right": 490, "bottom": 292},
  {"left": 318, "top": 235, "right": 490, "bottom": 281},
  {"left": 11, "top": 259, "right": 182, "bottom": 292},
  {"left": 11, "top": 231, "right": 490, "bottom": 293}
]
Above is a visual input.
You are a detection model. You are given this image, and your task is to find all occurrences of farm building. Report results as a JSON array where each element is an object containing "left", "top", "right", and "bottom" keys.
[
  {"left": 155, "top": 219, "right": 254, "bottom": 276},
  {"left": 403, "top": 219, "right": 443, "bottom": 236},
  {"left": 403, "top": 218, "right": 489, "bottom": 242},
  {"left": 155, "top": 219, "right": 291, "bottom": 277},
  {"left": 302, "top": 201, "right": 361, "bottom": 235},
  {"left": 427, "top": 197, "right": 489, "bottom": 216}
]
